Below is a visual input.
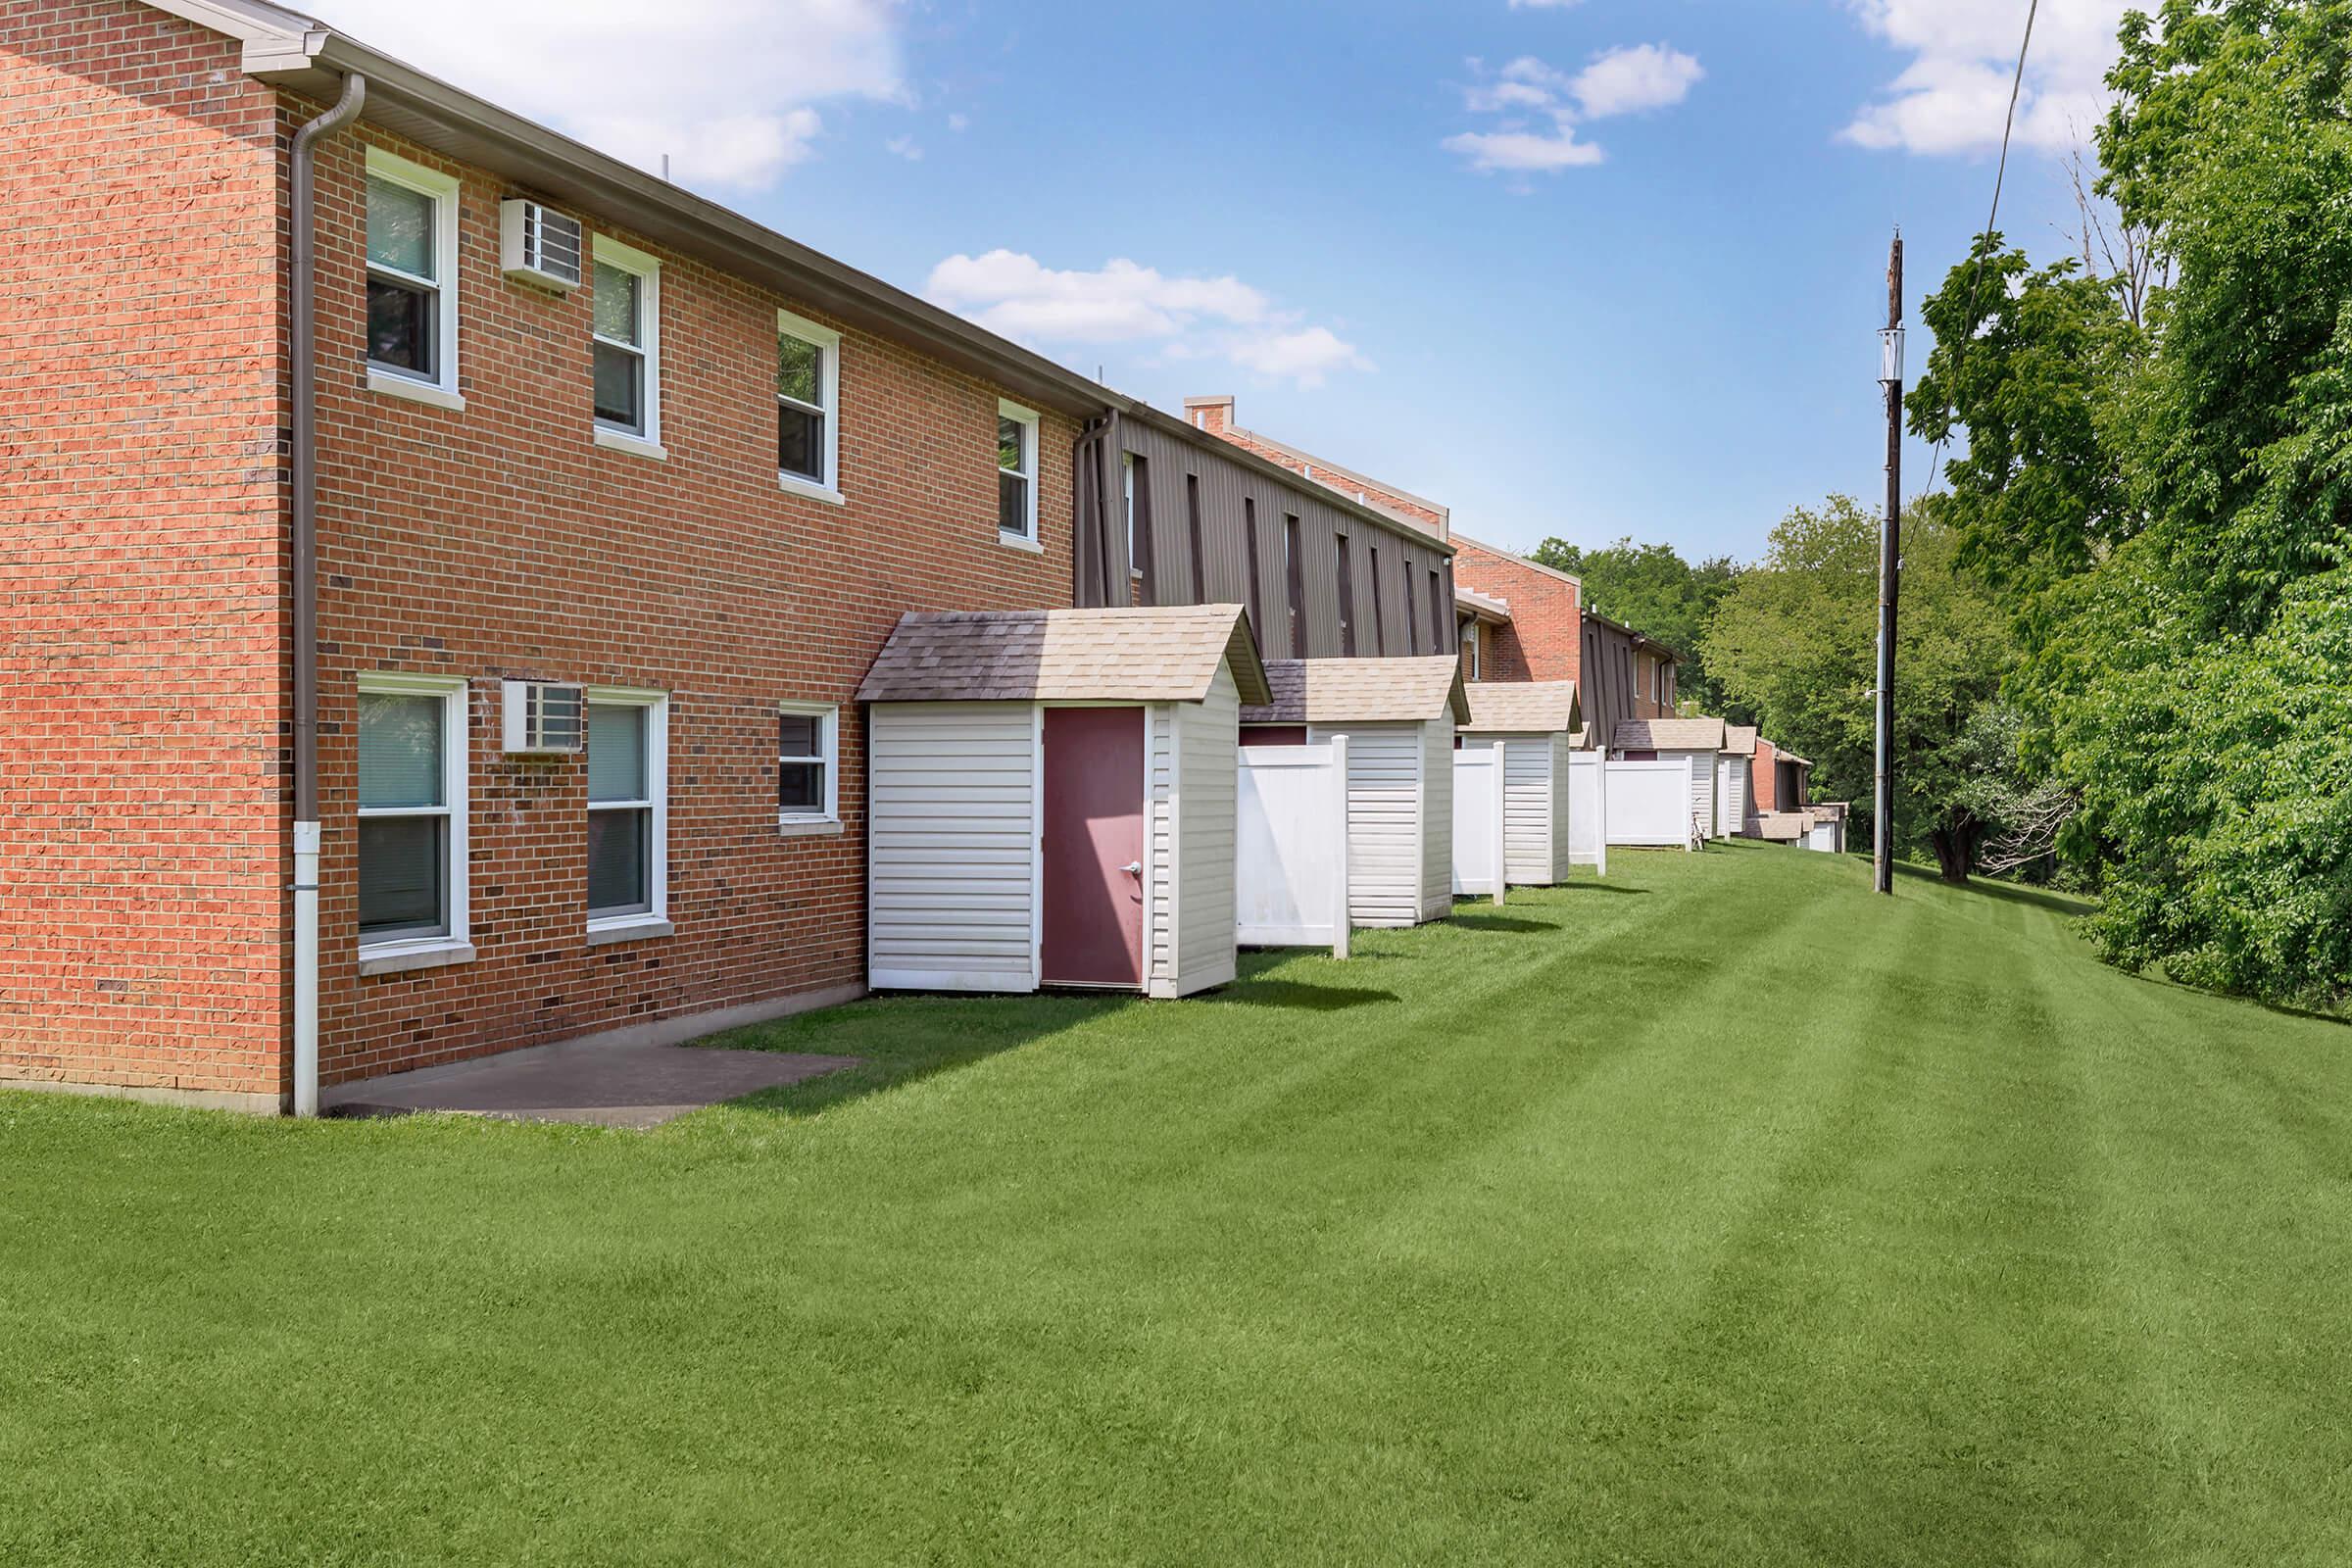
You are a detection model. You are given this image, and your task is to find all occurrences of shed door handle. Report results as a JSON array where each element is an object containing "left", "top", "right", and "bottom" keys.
[{"left": 1122, "top": 861, "right": 1143, "bottom": 877}]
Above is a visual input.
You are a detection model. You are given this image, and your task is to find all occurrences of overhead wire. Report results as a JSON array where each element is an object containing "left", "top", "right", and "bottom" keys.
[{"left": 1914, "top": 0, "right": 2040, "bottom": 504}]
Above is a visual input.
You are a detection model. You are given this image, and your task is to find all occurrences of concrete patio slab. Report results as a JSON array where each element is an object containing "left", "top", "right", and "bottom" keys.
[{"left": 320, "top": 1038, "right": 859, "bottom": 1129}]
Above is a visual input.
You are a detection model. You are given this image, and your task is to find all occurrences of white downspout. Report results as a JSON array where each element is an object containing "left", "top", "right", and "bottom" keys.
[{"left": 290, "top": 73, "right": 368, "bottom": 1117}]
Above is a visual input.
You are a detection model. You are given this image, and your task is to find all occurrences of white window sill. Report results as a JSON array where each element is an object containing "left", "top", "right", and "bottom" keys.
[
  {"left": 358, "top": 939, "right": 476, "bottom": 977},
  {"left": 997, "top": 530, "right": 1044, "bottom": 555},
  {"left": 367, "top": 368, "right": 466, "bottom": 413},
  {"left": 777, "top": 815, "right": 845, "bottom": 838},
  {"left": 594, "top": 428, "right": 668, "bottom": 462},
  {"left": 586, "top": 916, "right": 674, "bottom": 947},
  {"left": 778, "top": 472, "right": 845, "bottom": 506}
]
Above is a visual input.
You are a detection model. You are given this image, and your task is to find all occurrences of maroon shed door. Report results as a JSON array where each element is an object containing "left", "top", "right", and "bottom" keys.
[{"left": 1040, "top": 708, "right": 1146, "bottom": 988}]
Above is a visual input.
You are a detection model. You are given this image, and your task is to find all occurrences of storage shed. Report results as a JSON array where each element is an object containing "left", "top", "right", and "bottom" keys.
[
  {"left": 1241, "top": 658, "right": 1469, "bottom": 927},
  {"left": 1611, "top": 716, "right": 1728, "bottom": 842},
  {"left": 858, "top": 605, "right": 1269, "bottom": 999},
  {"left": 1718, "top": 725, "right": 1758, "bottom": 838},
  {"left": 1458, "top": 681, "right": 1586, "bottom": 886}
]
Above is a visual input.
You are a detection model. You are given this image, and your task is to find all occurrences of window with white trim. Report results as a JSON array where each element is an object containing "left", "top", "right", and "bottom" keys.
[
  {"left": 586, "top": 690, "right": 666, "bottom": 927},
  {"left": 357, "top": 673, "right": 468, "bottom": 952},
  {"left": 364, "top": 148, "right": 460, "bottom": 395},
  {"left": 1460, "top": 618, "right": 1481, "bottom": 681},
  {"left": 777, "top": 704, "right": 839, "bottom": 827},
  {"left": 591, "top": 236, "right": 661, "bottom": 446},
  {"left": 999, "top": 400, "right": 1039, "bottom": 541},
  {"left": 777, "top": 311, "right": 841, "bottom": 497}
]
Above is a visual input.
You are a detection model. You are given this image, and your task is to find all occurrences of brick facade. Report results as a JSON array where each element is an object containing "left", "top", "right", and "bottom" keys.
[
  {"left": 0, "top": 2, "right": 289, "bottom": 1104},
  {"left": 304, "top": 117, "right": 1078, "bottom": 1087},
  {"left": 1453, "top": 535, "right": 1580, "bottom": 688},
  {"left": 4, "top": 4, "right": 1084, "bottom": 1102}
]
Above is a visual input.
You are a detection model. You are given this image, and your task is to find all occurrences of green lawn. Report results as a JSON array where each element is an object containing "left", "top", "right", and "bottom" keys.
[{"left": 7, "top": 843, "right": 2352, "bottom": 1565}]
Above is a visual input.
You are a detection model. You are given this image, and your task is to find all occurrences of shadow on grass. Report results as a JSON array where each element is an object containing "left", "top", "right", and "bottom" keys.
[
  {"left": 1561, "top": 881, "right": 1649, "bottom": 896},
  {"left": 1446, "top": 912, "right": 1556, "bottom": 935},
  {"left": 1893, "top": 860, "right": 2094, "bottom": 918},
  {"left": 1202, "top": 978, "right": 1399, "bottom": 1011},
  {"left": 700, "top": 988, "right": 1135, "bottom": 1121},
  {"left": 696, "top": 949, "right": 1400, "bottom": 1120}
]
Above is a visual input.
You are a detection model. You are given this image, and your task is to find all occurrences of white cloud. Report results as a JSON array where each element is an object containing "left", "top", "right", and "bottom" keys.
[
  {"left": 886, "top": 134, "right": 923, "bottom": 162},
  {"left": 927, "top": 252, "right": 1268, "bottom": 342},
  {"left": 924, "top": 250, "right": 1368, "bottom": 387},
  {"left": 1569, "top": 43, "right": 1705, "bottom": 119},
  {"left": 1224, "top": 327, "right": 1375, "bottom": 388},
  {"left": 317, "top": 0, "right": 907, "bottom": 188},
  {"left": 947, "top": 113, "right": 970, "bottom": 133},
  {"left": 1443, "top": 127, "right": 1605, "bottom": 172},
  {"left": 1839, "top": 0, "right": 2132, "bottom": 155},
  {"left": 1446, "top": 43, "right": 1699, "bottom": 175}
]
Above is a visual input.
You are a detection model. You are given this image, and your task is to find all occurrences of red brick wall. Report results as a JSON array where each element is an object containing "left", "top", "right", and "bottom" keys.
[
  {"left": 1452, "top": 537, "right": 1582, "bottom": 688},
  {"left": 303, "top": 114, "right": 1079, "bottom": 1084},
  {"left": 0, "top": 2, "right": 288, "bottom": 1103},
  {"left": 1184, "top": 396, "right": 1448, "bottom": 540},
  {"left": 1753, "top": 739, "right": 1780, "bottom": 812}
]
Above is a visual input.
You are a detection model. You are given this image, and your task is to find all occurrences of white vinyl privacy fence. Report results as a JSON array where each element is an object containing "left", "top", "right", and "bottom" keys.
[
  {"left": 1604, "top": 757, "right": 1697, "bottom": 850},
  {"left": 1234, "top": 738, "right": 1350, "bottom": 956},
  {"left": 1449, "top": 743, "right": 1506, "bottom": 904},
  {"left": 1567, "top": 751, "right": 1607, "bottom": 875}
]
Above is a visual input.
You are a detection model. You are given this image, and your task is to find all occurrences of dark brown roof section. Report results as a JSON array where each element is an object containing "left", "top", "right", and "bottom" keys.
[
  {"left": 1242, "top": 658, "right": 1469, "bottom": 726},
  {"left": 858, "top": 605, "right": 1270, "bottom": 707}
]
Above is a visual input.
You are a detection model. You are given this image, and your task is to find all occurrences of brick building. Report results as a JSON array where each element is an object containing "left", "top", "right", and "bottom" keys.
[
  {"left": 1, "top": 0, "right": 1446, "bottom": 1111},
  {"left": 1182, "top": 395, "right": 1680, "bottom": 743}
]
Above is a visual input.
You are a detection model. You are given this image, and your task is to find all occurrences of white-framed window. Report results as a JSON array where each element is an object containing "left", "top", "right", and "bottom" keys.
[
  {"left": 999, "top": 400, "right": 1040, "bottom": 543},
  {"left": 777, "top": 702, "right": 840, "bottom": 833},
  {"left": 775, "top": 310, "right": 843, "bottom": 502},
  {"left": 590, "top": 235, "right": 662, "bottom": 455},
  {"left": 356, "top": 671, "right": 469, "bottom": 958},
  {"left": 364, "top": 147, "right": 461, "bottom": 405},
  {"left": 1460, "top": 619, "right": 1480, "bottom": 681},
  {"left": 585, "top": 688, "right": 667, "bottom": 933}
]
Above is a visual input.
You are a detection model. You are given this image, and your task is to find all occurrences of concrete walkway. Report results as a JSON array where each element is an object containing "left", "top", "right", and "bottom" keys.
[{"left": 321, "top": 1039, "right": 859, "bottom": 1130}]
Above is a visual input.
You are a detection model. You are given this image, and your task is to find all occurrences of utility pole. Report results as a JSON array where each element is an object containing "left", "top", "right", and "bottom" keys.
[{"left": 1875, "top": 231, "right": 1904, "bottom": 895}]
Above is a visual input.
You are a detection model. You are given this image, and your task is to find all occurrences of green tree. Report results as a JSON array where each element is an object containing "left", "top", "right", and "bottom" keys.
[
  {"left": 1906, "top": 235, "right": 2145, "bottom": 610},
  {"left": 1700, "top": 497, "right": 2015, "bottom": 882},
  {"left": 1528, "top": 537, "right": 1742, "bottom": 716},
  {"left": 1921, "top": 0, "right": 2352, "bottom": 1004}
]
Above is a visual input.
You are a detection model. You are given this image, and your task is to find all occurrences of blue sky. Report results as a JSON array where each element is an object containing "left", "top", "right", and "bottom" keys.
[{"left": 341, "top": 0, "right": 2132, "bottom": 564}]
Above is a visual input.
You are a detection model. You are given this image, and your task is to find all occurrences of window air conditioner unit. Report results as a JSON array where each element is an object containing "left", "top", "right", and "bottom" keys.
[
  {"left": 501, "top": 680, "right": 585, "bottom": 754},
  {"left": 500, "top": 199, "right": 583, "bottom": 291}
]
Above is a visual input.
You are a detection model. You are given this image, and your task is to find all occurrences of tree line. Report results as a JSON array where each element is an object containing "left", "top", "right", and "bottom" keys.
[{"left": 1565, "top": 1, "right": 2352, "bottom": 1009}]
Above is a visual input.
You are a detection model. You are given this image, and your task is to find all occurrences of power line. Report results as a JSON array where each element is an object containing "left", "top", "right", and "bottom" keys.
[{"left": 1915, "top": 0, "right": 2040, "bottom": 504}]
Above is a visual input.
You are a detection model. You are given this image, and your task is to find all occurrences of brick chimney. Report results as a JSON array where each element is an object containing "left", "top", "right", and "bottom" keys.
[{"left": 1183, "top": 394, "right": 1235, "bottom": 435}]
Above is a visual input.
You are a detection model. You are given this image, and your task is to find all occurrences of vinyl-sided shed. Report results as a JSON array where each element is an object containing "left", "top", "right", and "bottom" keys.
[
  {"left": 1241, "top": 658, "right": 1469, "bottom": 927},
  {"left": 1612, "top": 716, "right": 1729, "bottom": 843},
  {"left": 858, "top": 605, "right": 1270, "bottom": 999},
  {"left": 1458, "top": 681, "right": 1586, "bottom": 886},
  {"left": 1718, "top": 724, "right": 1758, "bottom": 838}
]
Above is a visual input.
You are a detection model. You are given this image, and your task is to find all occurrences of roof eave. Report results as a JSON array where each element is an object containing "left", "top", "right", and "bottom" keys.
[{"left": 245, "top": 31, "right": 1116, "bottom": 419}]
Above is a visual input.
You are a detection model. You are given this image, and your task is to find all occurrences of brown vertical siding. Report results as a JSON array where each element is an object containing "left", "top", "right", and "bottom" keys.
[{"left": 1080, "top": 417, "right": 1455, "bottom": 662}]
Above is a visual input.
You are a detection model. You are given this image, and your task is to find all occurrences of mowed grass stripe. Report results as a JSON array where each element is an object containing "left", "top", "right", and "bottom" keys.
[{"left": 5, "top": 846, "right": 2352, "bottom": 1564}]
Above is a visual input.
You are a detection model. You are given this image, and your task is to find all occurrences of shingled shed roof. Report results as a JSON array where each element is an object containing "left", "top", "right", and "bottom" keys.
[
  {"left": 1724, "top": 724, "right": 1759, "bottom": 757},
  {"left": 857, "top": 605, "right": 1270, "bottom": 706},
  {"left": 1242, "top": 657, "right": 1470, "bottom": 725},
  {"left": 1460, "top": 680, "right": 1583, "bottom": 735},
  {"left": 1611, "top": 716, "right": 1729, "bottom": 752}
]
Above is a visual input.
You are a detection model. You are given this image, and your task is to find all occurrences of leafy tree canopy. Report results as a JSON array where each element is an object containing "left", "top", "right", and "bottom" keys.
[
  {"left": 1701, "top": 496, "right": 2016, "bottom": 881},
  {"left": 1528, "top": 537, "right": 1742, "bottom": 716},
  {"left": 1894, "top": 0, "right": 2352, "bottom": 1003}
]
